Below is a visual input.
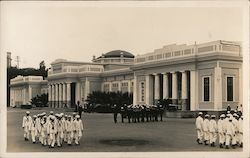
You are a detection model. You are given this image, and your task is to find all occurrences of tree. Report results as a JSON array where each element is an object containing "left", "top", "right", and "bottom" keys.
[{"left": 86, "top": 91, "right": 133, "bottom": 113}]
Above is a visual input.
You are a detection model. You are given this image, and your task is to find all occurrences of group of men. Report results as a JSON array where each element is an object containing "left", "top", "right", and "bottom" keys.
[
  {"left": 195, "top": 110, "right": 243, "bottom": 149},
  {"left": 113, "top": 104, "right": 165, "bottom": 123},
  {"left": 22, "top": 111, "right": 84, "bottom": 148}
]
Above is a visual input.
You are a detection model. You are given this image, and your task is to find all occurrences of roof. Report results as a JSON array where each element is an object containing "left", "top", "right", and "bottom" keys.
[{"left": 101, "top": 50, "right": 134, "bottom": 58}]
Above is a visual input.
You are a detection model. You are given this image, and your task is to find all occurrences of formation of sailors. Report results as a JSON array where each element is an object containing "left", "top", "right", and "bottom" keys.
[
  {"left": 195, "top": 111, "right": 243, "bottom": 149},
  {"left": 22, "top": 111, "right": 83, "bottom": 148},
  {"left": 113, "top": 103, "right": 165, "bottom": 123}
]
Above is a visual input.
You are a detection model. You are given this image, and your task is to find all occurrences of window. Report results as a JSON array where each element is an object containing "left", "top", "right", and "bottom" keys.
[
  {"left": 227, "top": 77, "right": 234, "bottom": 101},
  {"left": 140, "top": 82, "right": 145, "bottom": 102},
  {"left": 203, "top": 77, "right": 210, "bottom": 102}
]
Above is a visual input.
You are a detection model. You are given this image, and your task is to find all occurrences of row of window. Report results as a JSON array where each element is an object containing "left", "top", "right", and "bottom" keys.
[
  {"left": 138, "top": 76, "right": 235, "bottom": 102},
  {"left": 203, "top": 76, "right": 234, "bottom": 102}
]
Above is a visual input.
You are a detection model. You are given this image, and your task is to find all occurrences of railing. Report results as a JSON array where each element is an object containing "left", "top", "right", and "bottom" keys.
[
  {"left": 11, "top": 76, "right": 43, "bottom": 84},
  {"left": 134, "top": 41, "right": 241, "bottom": 64},
  {"left": 48, "top": 65, "right": 104, "bottom": 76}
]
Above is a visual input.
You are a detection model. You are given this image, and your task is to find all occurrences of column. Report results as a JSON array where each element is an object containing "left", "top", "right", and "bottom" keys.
[
  {"left": 58, "top": 83, "right": 62, "bottom": 108},
  {"left": 48, "top": 84, "right": 51, "bottom": 107},
  {"left": 127, "top": 81, "right": 131, "bottom": 93},
  {"left": 51, "top": 84, "right": 54, "bottom": 108},
  {"left": 28, "top": 86, "right": 32, "bottom": 103},
  {"left": 75, "top": 82, "right": 81, "bottom": 103},
  {"left": 62, "top": 83, "right": 66, "bottom": 108},
  {"left": 190, "top": 70, "right": 198, "bottom": 111},
  {"left": 118, "top": 81, "right": 121, "bottom": 92},
  {"left": 55, "top": 84, "right": 58, "bottom": 108},
  {"left": 84, "top": 79, "right": 90, "bottom": 100},
  {"left": 171, "top": 72, "right": 178, "bottom": 104},
  {"left": 153, "top": 73, "right": 160, "bottom": 104},
  {"left": 66, "top": 82, "right": 71, "bottom": 108},
  {"left": 214, "top": 62, "right": 222, "bottom": 110},
  {"left": 162, "top": 73, "right": 169, "bottom": 100},
  {"left": 133, "top": 75, "right": 137, "bottom": 105},
  {"left": 23, "top": 88, "right": 26, "bottom": 104},
  {"left": 181, "top": 71, "right": 188, "bottom": 111},
  {"left": 145, "top": 74, "right": 153, "bottom": 105}
]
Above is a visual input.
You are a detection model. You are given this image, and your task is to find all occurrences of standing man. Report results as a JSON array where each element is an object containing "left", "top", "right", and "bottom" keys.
[
  {"left": 113, "top": 104, "right": 118, "bottom": 123},
  {"left": 74, "top": 115, "right": 83, "bottom": 145},
  {"left": 225, "top": 116, "right": 235, "bottom": 149},
  {"left": 203, "top": 114, "right": 210, "bottom": 145},
  {"left": 78, "top": 101, "right": 83, "bottom": 118},
  {"left": 158, "top": 104, "right": 165, "bottom": 121},
  {"left": 22, "top": 111, "right": 32, "bottom": 141},
  {"left": 218, "top": 114, "right": 225, "bottom": 148},
  {"left": 238, "top": 116, "right": 243, "bottom": 147},
  {"left": 195, "top": 112, "right": 204, "bottom": 144},
  {"left": 120, "top": 105, "right": 125, "bottom": 123},
  {"left": 209, "top": 115, "right": 217, "bottom": 147}
]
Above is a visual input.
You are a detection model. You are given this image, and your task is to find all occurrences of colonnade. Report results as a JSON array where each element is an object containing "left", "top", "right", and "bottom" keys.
[
  {"left": 140, "top": 70, "right": 196, "bottom": 110},
  {"left": 48, "top": 82, "right": 71, "bottom": 108}
]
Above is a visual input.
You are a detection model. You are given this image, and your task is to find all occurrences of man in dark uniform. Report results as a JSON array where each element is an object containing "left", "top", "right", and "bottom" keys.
[
  {"left": 120, "top": 105, "right": 126, "bottom": 123},
  {"left": 141, "top": 105, "right": 145, "bottom": 122},
  {"left": 158, "top": 104, "right": 165, "bottom": 121},
  {"left": 127, "top": 105, "right": 132, "bottom": 123},
  {"left": 113, "top": 104, "right": 118, "bottom": 123},
  {"left": 136, "top": 105, "right": 141, "bottom": 123},
  {"left": 145, "top": 105, "right": 150, "bottom": 122},
  {"left": 77, "top": 101, "right": 83, "bottom": 118}
]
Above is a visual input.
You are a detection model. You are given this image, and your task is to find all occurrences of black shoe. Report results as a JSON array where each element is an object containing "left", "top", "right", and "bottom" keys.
[
  {"left": 226, "top": 146, "right": 229, "bottom": 149},
  {"left": 240, "top": 144, "right": 243, "bottom": 148},
  {"left": 196, "top": 139, "right": 200, "bottom": 144},
  {"left": 223, "top": 142, "right": 226, "bottom": 146},
  {"left": 219, "top": 144, "right": 223, "bottom": 148},
  {"left": 33, "top": 142, "right": 36, "bottom": 144}
]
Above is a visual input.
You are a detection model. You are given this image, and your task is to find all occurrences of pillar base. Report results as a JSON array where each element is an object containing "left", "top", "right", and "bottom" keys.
[
  {"left": 172, "top": 99, "right": 178, "bottom": 105},
  {"left": 154, "top": 99, "right": 160, "bottom": 105},
  {"left": 181, "top": 99, "right": 187, "bottom": 111},
  {"left": 66, "top": 101, "right": 71, "bottom": 108}
]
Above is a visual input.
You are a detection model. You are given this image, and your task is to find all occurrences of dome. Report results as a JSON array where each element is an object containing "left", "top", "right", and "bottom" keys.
[{"left": 102, "top": 50, "right": 134, "bottom": 58}]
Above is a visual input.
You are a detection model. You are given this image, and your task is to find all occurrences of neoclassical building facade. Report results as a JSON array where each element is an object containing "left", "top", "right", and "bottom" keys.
[{"left": 10, "top": 40, "right": 242, "bottom": 111}]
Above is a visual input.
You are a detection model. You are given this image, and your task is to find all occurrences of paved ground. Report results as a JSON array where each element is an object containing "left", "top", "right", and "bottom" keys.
[{"left": 7, "top": 108, "right": 242, "bottom": 152}]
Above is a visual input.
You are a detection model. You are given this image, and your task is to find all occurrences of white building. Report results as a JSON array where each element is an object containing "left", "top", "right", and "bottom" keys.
[
  {"left": 10, "top": 75, "right": 48, "bottom": 107},
  {"left": 10, "top": 40, "right": 242, "bottom": 111}
]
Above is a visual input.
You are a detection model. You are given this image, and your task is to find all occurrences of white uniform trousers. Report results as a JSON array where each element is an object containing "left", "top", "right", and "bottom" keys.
[
  {"left": 218, "top": 132, "right": 225, "bottom": 144},
  {"left": 67, "top": 131, "right": 73, "bottom": 144},
  {"left": 56, "top": 131, "right": 64, "bottom": 146},
  {"left": 226, "top": 134, "right": 233, "bottom": 146},
  {"left": 50, "top": 133, "right": 56, "bottom": 147},
  {"left": 204, "top": 131, "right": 210, "bottom": 141},
  {"left": 196, "top": 129, "right": 203, "bottom": 141},
  {"left": 209, "top": 132, "right": 217, "bottom": 144}
]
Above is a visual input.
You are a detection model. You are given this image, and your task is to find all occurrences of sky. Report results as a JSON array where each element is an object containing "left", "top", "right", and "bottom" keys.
[{"left": 1, "top": 2, "right": 244, "bottom": 68}]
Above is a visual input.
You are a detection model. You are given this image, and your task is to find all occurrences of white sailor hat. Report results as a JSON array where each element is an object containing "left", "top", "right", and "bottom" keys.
[
  {"left": 226, "top": 114, "right": 231, "bottom": 117},
  {"left": 227, "top": 111, "right": 230, "bottom": 114},
  {"left": 233, "top": 113, "right": 238, "bottom": 117},
  {"left": 76, "top": 115, "right": 80, "bottom": 118},
  {"left": 220, "top": 114, "right": 225, "bottom": 118},
  {"left": 50, "top": 111, "right": 54, "bottom": 114},
  {"left": 26, "top": 111, "right": 30, "bottom": 114},
  {"left": 211, "top": 115, "right": 216, "bottom": 118},
  {"left": 72, "top": 112, "right": 76, "bottom": 115},
  {"left": 33, "top": 115, "right": 37, "bottom": 118},
  {"left": 60, "top": 113, "right": 64, "bottom": 116},
  {"left": 68, "top": 115, "right": 71, "bottom": 118},
  {"left": 205, "top": 114, "right": 209, "bottom": 117},
  {"left": 198, "top": 112, "right": 203, "bottom": 115}
]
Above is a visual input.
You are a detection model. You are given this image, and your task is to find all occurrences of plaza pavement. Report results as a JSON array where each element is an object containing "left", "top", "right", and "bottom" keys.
[{"left": 6, "top": 107, "right": 242, "bottom": 152}]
